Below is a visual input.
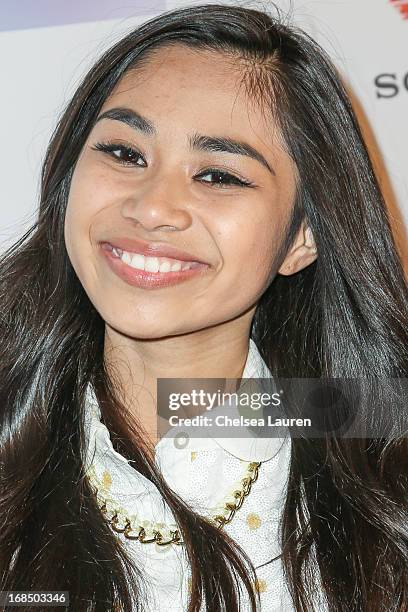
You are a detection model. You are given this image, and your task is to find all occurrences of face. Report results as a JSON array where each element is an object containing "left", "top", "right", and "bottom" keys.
[{"left": 64, "top": 45, "right": 300, "bottom": 340}]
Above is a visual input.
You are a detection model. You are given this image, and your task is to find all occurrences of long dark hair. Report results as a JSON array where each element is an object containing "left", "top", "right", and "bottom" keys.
[{"left": 1, "top": 4, "right": 407, "bottom": 611}]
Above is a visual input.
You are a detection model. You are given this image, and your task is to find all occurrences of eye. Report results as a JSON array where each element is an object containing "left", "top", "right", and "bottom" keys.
[
  {"left": 195, "top": 168, "right": 254, "bottom": 189},
  {"left": 92, "top": 141, "right": 146, "bottom": 166},
  {"left": 91, "top": 142, "right": 255, "bottom": 188}
]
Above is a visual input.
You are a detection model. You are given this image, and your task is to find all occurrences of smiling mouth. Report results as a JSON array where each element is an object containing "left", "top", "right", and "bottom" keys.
[
  {"left": 103, "top": 242, "right": 208, "bottom": 273},
  {"left": 100, "top": 242, "right": 211, "bottom": 290}
]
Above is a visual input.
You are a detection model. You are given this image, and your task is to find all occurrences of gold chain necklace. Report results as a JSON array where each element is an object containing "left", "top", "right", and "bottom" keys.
[{"left": 87, "top": 461, "right": 261, "bottom": 546}]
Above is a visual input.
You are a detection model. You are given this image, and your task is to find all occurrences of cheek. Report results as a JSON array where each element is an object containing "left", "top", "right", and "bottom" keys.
[
  {"left": 217, "top": 209, "right": 279, "bottom": 285},
  {"left": 64, "top": 185, "right": 87, "bottom": 270},
  {"left": 64, "top": 168, "right": 104, "bottom": 281},
  {"left": 64, "top": 163, "right": 114, "bottom": 250}
]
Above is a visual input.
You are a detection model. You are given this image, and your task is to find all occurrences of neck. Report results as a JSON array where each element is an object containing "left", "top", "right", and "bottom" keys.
[{"left": 103, "top": 319, "right": 254, "bottom": 447}]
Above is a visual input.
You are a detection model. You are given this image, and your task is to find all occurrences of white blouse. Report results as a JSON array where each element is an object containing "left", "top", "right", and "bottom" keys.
[{"left": 83, "top": 339, "right": 327, "bottom": 611}]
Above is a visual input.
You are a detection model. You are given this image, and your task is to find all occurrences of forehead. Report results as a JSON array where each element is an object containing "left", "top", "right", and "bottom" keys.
[{"left": 100, "top": 44, "right": 283, "bottom": 148}]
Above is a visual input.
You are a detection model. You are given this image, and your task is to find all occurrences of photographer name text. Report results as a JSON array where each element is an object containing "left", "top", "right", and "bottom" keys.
[{"left": 168, "top": 415, "right": 311, "bottom": 427}]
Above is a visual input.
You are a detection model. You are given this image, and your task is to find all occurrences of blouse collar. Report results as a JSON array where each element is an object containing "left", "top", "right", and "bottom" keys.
[{"left": 202, "top": 338, "right": 287, "bottom": 462}]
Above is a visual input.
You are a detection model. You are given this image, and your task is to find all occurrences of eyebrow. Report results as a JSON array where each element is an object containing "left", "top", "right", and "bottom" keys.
[{"left": 95, "top": 107, "right": 275, "bottom": 175}]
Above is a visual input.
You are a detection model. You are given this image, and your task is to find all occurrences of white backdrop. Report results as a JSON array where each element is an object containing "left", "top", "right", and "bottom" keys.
[{"left": 1, "top": 0, "right": 407, "bottom": 269}]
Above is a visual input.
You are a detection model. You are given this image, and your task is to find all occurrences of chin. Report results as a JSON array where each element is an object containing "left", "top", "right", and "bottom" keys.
[{"left": 103, "top": 313, "right": 181, "bottom": 340}]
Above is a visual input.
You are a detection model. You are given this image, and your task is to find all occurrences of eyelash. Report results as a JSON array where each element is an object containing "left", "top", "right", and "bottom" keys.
[{"left": 91, "top": 141, "right": 255, "bottom": 189}]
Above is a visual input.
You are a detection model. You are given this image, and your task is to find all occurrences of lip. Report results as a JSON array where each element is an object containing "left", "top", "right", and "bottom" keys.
[
  {"left": 100, "top": 237, "right": 210, "bottom": 265},
  {"left": 100, "top": 243, "right": 211, "bottom": 290}
]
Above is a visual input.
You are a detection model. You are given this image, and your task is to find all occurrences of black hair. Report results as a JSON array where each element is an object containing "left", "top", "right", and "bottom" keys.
[{"left": 1, "top": 3, "right": 407, "bottom": 610}]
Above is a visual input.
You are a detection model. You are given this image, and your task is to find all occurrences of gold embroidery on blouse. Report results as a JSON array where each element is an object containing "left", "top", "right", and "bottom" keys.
[
  {"left": 254, "top": 578, "right": 268, "bottom": 593},
  {"left": 102, "top": 470, "right": 112, "bottom": 490},
  {"left": 246, "top": 512, "right": 262, "bottom": 530}
]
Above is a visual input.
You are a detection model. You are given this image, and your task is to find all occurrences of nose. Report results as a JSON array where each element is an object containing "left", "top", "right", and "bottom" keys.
[{"left": 120, "top": 173, "right": 193, "bottom": 232}]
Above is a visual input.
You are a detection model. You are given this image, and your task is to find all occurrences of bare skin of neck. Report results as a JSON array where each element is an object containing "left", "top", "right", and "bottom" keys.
[{"left": 103, "top": 309, "right": 255, "bottom": 448}]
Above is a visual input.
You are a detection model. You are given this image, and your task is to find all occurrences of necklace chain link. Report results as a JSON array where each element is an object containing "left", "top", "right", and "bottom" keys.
[{"left": 89, "top": 461, "right": 261, "bottom": 546}]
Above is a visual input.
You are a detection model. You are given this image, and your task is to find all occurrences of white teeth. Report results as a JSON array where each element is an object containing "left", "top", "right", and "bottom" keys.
[
  {"left": 159, "top": 261, "right": 172, "bottom": 273},
  {"left": 122, "top": 251, "right": 133, "bottom": 265},
  {"left": 144, "top": 256, "right": 160, "bottom": 273},
  {"left": 116, "top": 249, "right": 197, "bottom": 273},
  {"left": 131, "top": 253, "right": 145, "bottom": 270}
]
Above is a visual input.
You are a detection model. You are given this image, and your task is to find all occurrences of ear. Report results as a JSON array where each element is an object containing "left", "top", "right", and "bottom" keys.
[{"left": 278, "top": 221, "right": 317, "bottom": 276}]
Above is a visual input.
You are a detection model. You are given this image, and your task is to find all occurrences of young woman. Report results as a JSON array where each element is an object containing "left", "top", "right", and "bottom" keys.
[{"left": 1, "top": 3, "right": 407, "bottom": 611}]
